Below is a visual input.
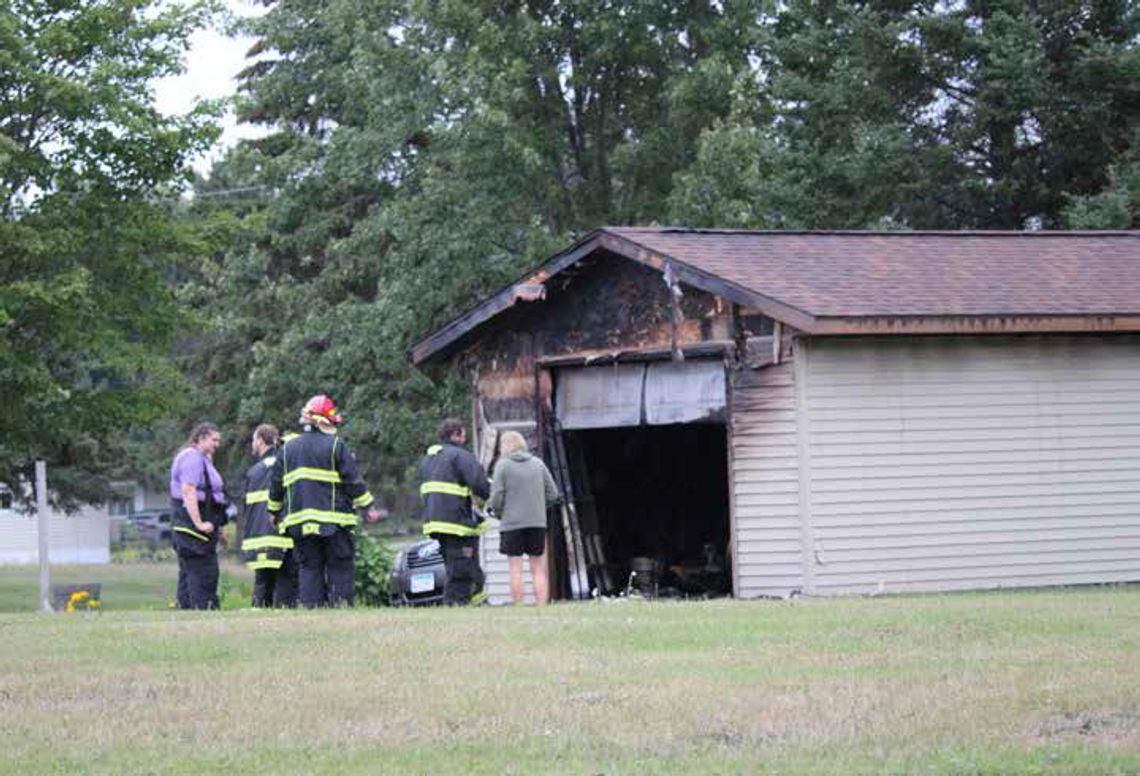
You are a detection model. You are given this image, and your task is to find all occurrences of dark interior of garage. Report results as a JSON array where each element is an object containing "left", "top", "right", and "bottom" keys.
[{"left": 552, "top": 423, "right": 732, "bottom": 599}]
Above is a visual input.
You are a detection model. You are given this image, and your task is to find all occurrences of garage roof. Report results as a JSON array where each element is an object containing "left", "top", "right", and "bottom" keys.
[{"left": 411, "top": 227, "right": 1140, "bottom": 365}]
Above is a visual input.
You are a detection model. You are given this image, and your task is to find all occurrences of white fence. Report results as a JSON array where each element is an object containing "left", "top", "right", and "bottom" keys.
[{"left": 0, "top": 505, "right": 110, "bottom": 564}]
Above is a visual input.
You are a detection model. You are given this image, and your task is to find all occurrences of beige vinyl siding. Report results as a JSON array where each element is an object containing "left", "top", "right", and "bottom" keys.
[
  {"left": 480, "top": 519, "right": 546, "bottom": 604},
  {"left": 476, "top": 420, "right": 538, "bottom": 604},
  {"left": 479, "top": 519, "right": 511, "bottom": 603},
  {"left": 729, "top": 360, "right": 804, "bottom": 597},
  {"left": 802, "top": 334, "right": 1140, "bottom": 595}
]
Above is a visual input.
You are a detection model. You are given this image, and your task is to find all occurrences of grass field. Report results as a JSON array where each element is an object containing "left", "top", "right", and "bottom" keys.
[
  {"left": 0, "top": 582, "right": 1137, "bottom": 774},
  {"left": 0, "top": 560, "right": 253, "bottom": 613}
]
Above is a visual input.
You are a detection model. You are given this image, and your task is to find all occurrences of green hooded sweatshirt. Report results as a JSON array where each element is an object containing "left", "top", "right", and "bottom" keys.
[{"left": 488, "top": 450, "right": 560, "bottom": 531}]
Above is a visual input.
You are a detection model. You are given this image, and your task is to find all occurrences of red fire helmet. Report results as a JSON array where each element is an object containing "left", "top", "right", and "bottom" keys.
[{"left": 303, "top": 394, "right": 343, "bottom": 425}]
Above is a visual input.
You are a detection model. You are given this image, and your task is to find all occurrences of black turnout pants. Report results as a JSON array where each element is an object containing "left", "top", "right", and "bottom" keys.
[
  {"left": 295, "top": 531, "right": 355, "bottom": 608},
  {"left": 177, "top": 552, "right": 219, "bottom": 610},
  {"left": 438, "top": 534, "right": 484, "bottom": 605},
  {"left": 252, "top": 551, "right": 299, "bottom": 608}
]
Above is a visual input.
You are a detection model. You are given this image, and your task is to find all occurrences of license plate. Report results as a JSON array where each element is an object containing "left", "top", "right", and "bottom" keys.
[{"left": 410, "top": 572, "right": 435, "bottom": 594}]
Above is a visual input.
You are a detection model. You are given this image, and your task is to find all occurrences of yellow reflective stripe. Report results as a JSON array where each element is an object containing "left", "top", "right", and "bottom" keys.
[
  {"left": 267, "top": 499, "right": 283, "bottom": 512},
  {"left": 241, "top": 536, "right": 294, "bottom": 551},
  {"left": 279, "top": 509, "right": 359, "bottom": 529},
  {"left": 282, "top": 467, "right": 342, "bottom": 487},
  {"left": 352, "top": 491, "right": 374, "bottom": 509},
  {"left": 246, "top": 559, "right": 284, "bottom": 571},
  {"left": 422, "top": 520, "right": 485, "bottom": 537},
  {"left": 420, "top": 481, "right": 471, "bottom": 498},
  {"left": 468, "top": 591, "right": 488, "bottom": 606},
  {"left": 245, "top": 490, "right": 269, "bottom": 505},
  {"left": 174, "top": 526, "right": 210, "bottom": 542}
]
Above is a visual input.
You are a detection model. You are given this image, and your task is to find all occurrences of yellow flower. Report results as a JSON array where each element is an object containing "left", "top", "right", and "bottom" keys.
[{"left": 64, "top": 589, "right": 96, "bottom": 612}]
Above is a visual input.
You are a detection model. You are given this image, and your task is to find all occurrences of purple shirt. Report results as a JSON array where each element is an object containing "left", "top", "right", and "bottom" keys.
[{"left": 169, "top": 447, "right": 225, "bottom": 504}]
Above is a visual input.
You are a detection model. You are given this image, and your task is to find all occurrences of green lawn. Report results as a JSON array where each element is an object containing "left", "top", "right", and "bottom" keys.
[
  {"left": 0, "top": 585, "right": 1137, "bottom": 774},
  {"left": 0, "top": 559, "right": 253, "bottom": 612}
]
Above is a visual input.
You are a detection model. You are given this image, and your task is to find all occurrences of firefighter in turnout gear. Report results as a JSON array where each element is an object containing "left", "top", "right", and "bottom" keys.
[
  {"left": 267, "top": 395, "right": 380, "bottom": 607},
  {"left": 419, "top": 417, "right": 491, "bottom": 605},
  {"left": 240, "top": 424, "right": 297, "bottom": 607}
]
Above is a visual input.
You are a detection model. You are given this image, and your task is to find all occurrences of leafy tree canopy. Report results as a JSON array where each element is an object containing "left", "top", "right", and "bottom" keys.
[
  {"left": 671, "top": 0, "right": 1140, "bottom": 229},
  {"left": 178, "top": 0, "right": 755, "bottom": 504},
  {"left": 0, "top": 0, "right": 221, "bottom": 508}
]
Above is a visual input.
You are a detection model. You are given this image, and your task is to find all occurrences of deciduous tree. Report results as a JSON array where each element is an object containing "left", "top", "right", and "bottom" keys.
[{"left": 0, "top": 0, "right": 220, "bottom": 507}]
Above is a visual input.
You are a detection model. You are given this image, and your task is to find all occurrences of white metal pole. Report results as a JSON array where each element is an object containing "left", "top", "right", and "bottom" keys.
[{"left": 35, "top": 460, "right": 52, "bottom": 613}]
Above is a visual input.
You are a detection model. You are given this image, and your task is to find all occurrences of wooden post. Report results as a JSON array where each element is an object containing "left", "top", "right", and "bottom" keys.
[{"left": 35, "top": 460, "right": 52, "bottom": 613}]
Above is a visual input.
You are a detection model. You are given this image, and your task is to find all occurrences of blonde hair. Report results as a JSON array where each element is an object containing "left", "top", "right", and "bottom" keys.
[{"left": 499, "top": 431, "right": 528, "bottom": 455}]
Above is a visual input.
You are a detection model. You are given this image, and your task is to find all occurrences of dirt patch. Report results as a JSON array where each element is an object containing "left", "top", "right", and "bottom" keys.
[{"left": 1036, "top": 710, "right": 1140, "bottom": 743}]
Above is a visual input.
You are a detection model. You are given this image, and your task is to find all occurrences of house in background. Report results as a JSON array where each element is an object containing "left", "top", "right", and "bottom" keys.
[
  {"left": 107, "top": 479, "right": 172, "bottom": 517},
  {"left": 412, "top": 228, "right": 1140, "bottom": 603},
  {"left": 0, "top": 482, "right": 110, "bottom": 564}
]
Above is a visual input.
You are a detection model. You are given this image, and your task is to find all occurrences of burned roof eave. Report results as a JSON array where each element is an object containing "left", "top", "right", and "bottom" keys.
[
  {"left": 410, "top": 229, "right": 819, "bottom": 366},
  {"left": 409, "top": 230, "right": 609, "bottom": 366},
  {"left": 594, "top": 231, "right": 819, "bottom": 331}
]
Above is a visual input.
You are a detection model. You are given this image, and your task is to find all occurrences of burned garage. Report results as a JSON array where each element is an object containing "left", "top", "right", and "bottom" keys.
[{"left": 411, "top": 228, "right": 1140, "bottom": 603}]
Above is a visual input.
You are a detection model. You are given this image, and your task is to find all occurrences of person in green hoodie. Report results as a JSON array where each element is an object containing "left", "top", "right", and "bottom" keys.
[{"left": 488, "top": 431, "right": 560, "bottom": 606}]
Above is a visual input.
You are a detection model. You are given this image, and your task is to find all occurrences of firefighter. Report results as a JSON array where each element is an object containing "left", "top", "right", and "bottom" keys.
[
  {"left": 267, "top": 395, "right": 380, "bottom": 607},
  {"left": 240, "top": 424, "right": 297, "bottom": 607},
  {"left": 419, "top": 417, "right": 491, "bottom": 605}
]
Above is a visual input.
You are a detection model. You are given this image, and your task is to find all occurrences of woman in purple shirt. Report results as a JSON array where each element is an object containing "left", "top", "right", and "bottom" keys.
[{"left": 169, "top": 422, "right": 227, "bottom": 609}]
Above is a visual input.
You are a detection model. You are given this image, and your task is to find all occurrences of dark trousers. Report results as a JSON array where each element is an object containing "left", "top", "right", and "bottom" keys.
[
  {"left": 252, "top": 551, "right": 299, "bottom": 608},
  {"left": 295, "top": 532, "right": 355, "bottom": 608},
  {"left": 176, "top": 560, "right": 190, "bottom": 609},
  {"left": 439, "top": 535, "right": 484, "bottom": 605},
  {"left": 177, "top": 553, "right": 219, "bottom": 610}
]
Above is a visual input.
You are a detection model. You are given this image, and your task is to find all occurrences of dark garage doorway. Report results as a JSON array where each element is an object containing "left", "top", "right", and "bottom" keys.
[{"left": 557, "top": 422, "right": 732, "bottom": 599}]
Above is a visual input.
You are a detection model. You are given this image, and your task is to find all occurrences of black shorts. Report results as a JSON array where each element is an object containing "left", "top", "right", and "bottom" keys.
[{"left": 500, "top": 527, "right": 546, "bottom": 557}]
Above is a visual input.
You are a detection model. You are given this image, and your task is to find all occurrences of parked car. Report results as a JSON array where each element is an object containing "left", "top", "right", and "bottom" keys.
[
  {"left": 388, "top": 538, "right": 446, "bottom": 606},
  {"left": 130, "top": 508, "right": 173, "bottom": 548}
]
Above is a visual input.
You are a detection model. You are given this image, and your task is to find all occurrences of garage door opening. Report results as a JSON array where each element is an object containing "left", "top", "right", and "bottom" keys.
[{"left": 555, "top": 422, "right": 732, "bottom": 599}]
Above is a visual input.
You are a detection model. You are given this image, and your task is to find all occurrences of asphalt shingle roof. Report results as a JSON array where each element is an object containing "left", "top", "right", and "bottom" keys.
[
  {"left": 605, "top": 228, "right": 1140, "bottom": 318},
  {"left": 412, "top": 227, "right": 1140, "bottom": 364}
]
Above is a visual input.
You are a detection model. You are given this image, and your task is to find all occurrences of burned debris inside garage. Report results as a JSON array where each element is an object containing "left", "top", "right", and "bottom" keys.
[
  {"left": 412, "top": 234, "right": 745, "bottom": 601},
  {"left": 555, "top": 422, "right": 732, "bottom": 600}
]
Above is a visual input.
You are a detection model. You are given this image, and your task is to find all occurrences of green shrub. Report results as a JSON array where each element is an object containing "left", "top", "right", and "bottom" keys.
[
  {"left": 354, "top": 530, "right": 394, "bottom": 606},
  {"left": 112, "top": 543, "right": 176, "bottom": 564},
  {"left": 218, "top": 570, "right": 252, "bottom": 610}
]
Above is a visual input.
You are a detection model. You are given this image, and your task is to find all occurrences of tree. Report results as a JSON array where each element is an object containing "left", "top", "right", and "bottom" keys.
[
  {"left": 1064, "top": 132, "right": 1140, "bottom": 228},
  {"left": 173, "top": 0, "right": 759, "bottom": 504},
  {"left": 0, "top": 1, "right": 220, "bottom": 508},
  {"left": 671, "top": 0, "right": 1140, "bottom": 230}
]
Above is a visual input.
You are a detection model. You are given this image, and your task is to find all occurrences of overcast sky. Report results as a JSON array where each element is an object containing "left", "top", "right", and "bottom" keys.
[{"left": 152, "top": 0, "right": 267, "bottom": 173}]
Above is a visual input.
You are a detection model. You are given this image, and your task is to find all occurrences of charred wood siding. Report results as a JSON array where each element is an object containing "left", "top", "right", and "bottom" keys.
[
  {"left": 468, "top": 252, "right": 730, "bottom": 370},
  {"left": 801, "top": 334, "right": 1140, "bottom": 594},
  {"left": 729, "top": 360, "right": 805, "bottom": 597},
  {"left": 465, "top": 253, "right": 732, "bottom": 603},
  {"left": 467, "top": 253, "right": 732, "bottom": 431}
]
